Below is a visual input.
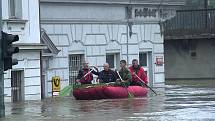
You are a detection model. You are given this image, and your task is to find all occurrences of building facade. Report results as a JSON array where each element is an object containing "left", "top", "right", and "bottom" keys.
[
  {"left": 40, "top": 0, "right": 185, "bottom": 97},
  {"left": 164, "top": 9, "right": 215, "bottom": 79},
  {"left": 2, "top": 0, "right": 45, "bottom": 102}
]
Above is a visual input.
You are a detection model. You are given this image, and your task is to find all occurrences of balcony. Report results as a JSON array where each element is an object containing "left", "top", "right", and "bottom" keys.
[{"left": 164, "top": 9, "right": 215, "bottom": 40}]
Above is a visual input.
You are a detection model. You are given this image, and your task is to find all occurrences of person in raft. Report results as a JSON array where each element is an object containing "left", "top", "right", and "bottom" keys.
[
  {"left": 75, "top": 60, "right": 99, "bottom": 85},
  {"left": 129, "top": 59, "right": 148, "bottom": 86},
  {"left": 116, "top": 60, "right": 132, "bottom": 86},
  {"left": 97, "top": 63, "right": 117, "bottom": 83}
]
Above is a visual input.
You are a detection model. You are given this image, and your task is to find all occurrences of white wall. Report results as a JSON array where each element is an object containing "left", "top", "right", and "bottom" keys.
[
  {"left": 2, "top": 0, "right": 42, "bottom": 101},
  {"left": 4, "top": 51, "right": 41, "bottom": 102},
  {"left": 2, "top": 0, "right": 40, "bottom": 43}
]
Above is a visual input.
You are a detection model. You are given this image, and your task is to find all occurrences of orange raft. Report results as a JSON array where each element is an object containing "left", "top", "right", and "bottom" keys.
[{"left": 72, "top": 84, "right": 148, "bottom": 100}]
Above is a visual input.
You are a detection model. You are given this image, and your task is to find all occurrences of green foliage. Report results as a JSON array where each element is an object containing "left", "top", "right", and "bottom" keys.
[
  {"left": 73, "top": 83, "right": 108, "bottom": 89},
  {"left": 73, "top": 82, "right": 131, "bottom": 89}
]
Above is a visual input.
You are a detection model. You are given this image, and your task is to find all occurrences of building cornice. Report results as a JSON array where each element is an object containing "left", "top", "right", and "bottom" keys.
[
  {"left": 41, "top": 29, "right": 60, "bottom": 56},
  {"left": 14, "top": 43, "right": 47, "bottom": 50},
  {"left": 2, "top": 19, "right": 28, "bottom": 24},
  {"left": 40, "top": 18, "right": 161, "bottom": 24},
  {"left": 40, "top": 0, "right": 185, "bottom": 6}
]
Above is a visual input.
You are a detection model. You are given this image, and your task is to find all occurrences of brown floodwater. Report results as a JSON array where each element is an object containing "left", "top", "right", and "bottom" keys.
[{"left": 1, "top": 80, "right": 215, "bottom": 121}]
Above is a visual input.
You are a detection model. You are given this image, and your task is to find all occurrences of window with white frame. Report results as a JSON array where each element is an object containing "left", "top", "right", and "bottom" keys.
[
  {"left": 106, "top": 53, "right": 120, "bottom": 69},
  {"left": 139, "top": 52, "right": 149, "bottom": 77},
  {"left": 9, "top": 0, "right": 22, "bottom": 19},
  {"left": 139, "top": 52, "right": 147, "bottom": 67}
]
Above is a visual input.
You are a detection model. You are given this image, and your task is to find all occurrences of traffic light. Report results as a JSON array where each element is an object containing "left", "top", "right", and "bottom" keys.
[{"left": 1, "top": 31, "right": 19, "bottom": 71}]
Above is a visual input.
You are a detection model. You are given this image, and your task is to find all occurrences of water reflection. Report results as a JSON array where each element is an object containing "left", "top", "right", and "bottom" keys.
[
  {"left": 10, "top": 102, "right": 25, "bottom": 115},
  {"left": 1, "top": 80, "right": 215, "bottom": 121}
]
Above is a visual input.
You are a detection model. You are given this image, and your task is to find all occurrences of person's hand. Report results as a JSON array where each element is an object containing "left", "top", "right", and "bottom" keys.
[
  {"left": 75, "top": 79, "right": 81, "bottom": 84},
  {"left": 93, "top": 65, "right": 98, "bottom": 71},
  {"left": 116, "top": 79, "right": 121, "bottom": 82},
  {"left": 97, "top": 79, "right": 102, "bottom": 83}
]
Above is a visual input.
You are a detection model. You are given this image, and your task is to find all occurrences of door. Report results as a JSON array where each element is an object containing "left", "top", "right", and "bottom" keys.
[
  {"left": 139, "top": 52, "right": 153, "bottom": 86},
  {"left": 11, "top": 70, "right": 24, "bottom": 102}
]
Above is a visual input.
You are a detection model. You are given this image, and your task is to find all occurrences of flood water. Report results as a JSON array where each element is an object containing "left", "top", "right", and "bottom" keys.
[{"left": 1, "top": 80, "right": 215, "bottom": 121}]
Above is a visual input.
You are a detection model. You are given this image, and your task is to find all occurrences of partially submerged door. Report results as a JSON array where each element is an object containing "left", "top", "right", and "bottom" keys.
[{"left": 11, "top": 70, "right": 24, "bottom": 102}]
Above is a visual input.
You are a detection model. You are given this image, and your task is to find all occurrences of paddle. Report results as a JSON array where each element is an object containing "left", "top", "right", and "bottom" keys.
[
  {"left": 75, "top": 67, "right": 98, "bottom": 84},
  {"left": 116, "top": 71, "right": 134, "bottom": 98},
  {"left": 59, "top": 85, "right": 73, "bottom": 97},
  {"left": 133, "top": 73, "right": 157, "bottom": 95}
]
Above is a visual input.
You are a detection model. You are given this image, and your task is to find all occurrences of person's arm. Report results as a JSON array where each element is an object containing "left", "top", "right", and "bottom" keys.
[
  {"left": 97, "top": 71, "right": 103, "bottom": 83},
  {"left": 77, "top": 70, "right": 83, "bottom": 79},
  {"left": 115, "top": 70, "right": 121, "bottom": 82},
  {"left": 91, "top": 69, "right": 99, "bottom": 76},
  {"left": 124, "top": 70, "right": 132, "bottom": 82},
  {"left": 140, "top": 67, "right": 148, "bottom": 84},
  {"left": 112, "top": 70, "right": 118, "bottom": 82},
  {"left": 76, "top": 70, "right": 83, "bottom": 84}
]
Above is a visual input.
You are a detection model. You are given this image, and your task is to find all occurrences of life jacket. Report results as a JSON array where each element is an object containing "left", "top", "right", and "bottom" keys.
[
  {"left": 79, "top": 69, "right": 93, "bottom": 84},
  {"left": 129, "top": 66, "right": 148, "bottom": 84}
]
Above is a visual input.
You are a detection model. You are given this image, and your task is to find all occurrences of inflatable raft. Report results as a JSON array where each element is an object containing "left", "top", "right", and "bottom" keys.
[{"left": 72, "top": 84, "right": 148, "bottom": 100}]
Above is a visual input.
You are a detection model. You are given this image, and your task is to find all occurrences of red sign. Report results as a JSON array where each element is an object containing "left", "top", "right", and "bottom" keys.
[{"left": 156, "top": 56, "right": 163, "bottom": 66}]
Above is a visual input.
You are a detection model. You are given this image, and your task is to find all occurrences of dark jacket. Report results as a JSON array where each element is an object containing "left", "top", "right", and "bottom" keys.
[{"left": 98, "top": 69, "right": 117, "bottom": 83}]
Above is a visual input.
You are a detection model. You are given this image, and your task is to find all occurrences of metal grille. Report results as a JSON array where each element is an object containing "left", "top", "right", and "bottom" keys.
[
  {"left": 69, "top": 55, "right": 83, "bottom": 84},
  {"left": 11, "top": 71, "right": 24, "bottom": 102}
]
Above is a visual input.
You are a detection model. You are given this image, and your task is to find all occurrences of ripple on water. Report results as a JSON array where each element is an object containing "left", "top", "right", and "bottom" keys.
[{"left": 2, "top": 80, "right": 215, "bottom": 121}]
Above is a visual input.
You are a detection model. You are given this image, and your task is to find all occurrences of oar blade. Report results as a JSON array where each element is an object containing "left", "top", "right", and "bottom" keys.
[{"left": 59, "top": 85, "right": 73, "bottom": 97}]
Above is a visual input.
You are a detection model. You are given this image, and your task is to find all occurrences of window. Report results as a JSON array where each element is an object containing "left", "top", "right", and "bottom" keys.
[
  {"left": 106, "top": 54, "right": 114, "bottom": 68},
  {"left": 106, "top": 53, "right": 120, "bottom": 69},
  {"left": 69, "top": 54, "right": 83, "bottom": 84},
  {"left": 139, "top": 53, "right": 147, "bottom": 67},
  {"left": 9, "top": 0, "right": 22, "bottom": 19}
]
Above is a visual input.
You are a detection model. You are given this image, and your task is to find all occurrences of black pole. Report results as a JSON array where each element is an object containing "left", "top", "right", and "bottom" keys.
[
  {"left": 0, "top": 0, "right": 5, "bottom": 118},
  {"left": 133, "top": 73, "right": 157, "bottom": 95}
]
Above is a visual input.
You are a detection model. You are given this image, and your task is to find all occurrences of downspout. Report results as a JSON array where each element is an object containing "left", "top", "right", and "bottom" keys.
[{"left": 38, "top": 0, "right": 44, "bottom": 99}]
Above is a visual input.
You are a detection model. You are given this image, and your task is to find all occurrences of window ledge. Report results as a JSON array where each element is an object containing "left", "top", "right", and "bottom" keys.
[
  {"left": 3, "top": 19, "right": 28, "bottom": 24},
  {"left": 3, "top": 19, "right": 28, "bottom": 33},
  {"left": 14, "top": 43, "right": 47, "bottom": 50}
]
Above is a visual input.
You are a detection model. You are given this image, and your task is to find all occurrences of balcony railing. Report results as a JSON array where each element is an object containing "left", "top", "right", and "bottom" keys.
[{"left": 164, "top": 9, "right": 215, "bottom": 39}]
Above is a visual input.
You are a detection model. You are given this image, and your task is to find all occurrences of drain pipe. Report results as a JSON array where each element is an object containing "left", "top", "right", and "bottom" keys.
[{"left": 0, "top": 0, "right": 5, "bottom": 118}]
